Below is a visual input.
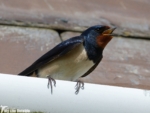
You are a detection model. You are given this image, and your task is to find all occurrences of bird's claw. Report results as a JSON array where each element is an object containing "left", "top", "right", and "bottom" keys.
[
  {"left": 75, "top": 80, "right": 84, "bottom": 94},
  {"left": 47, "top": 76, "right": 56, "bottom": 94}
]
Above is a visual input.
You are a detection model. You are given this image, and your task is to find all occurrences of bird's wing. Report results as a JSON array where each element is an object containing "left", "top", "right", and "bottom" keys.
[
  {"left": 19, "top": 36, "right": 84, "bottom": 76},
  {"left": 81, "top": 56, "right": 103, "bottom": 78}
]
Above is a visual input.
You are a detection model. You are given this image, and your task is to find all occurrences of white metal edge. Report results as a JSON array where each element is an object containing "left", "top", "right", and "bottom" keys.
[{"left": 0, "top": 73, "right": 150, "bottom": 113}]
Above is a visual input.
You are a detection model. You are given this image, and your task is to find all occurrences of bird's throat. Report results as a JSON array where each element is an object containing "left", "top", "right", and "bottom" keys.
[{"left": 96, "top": 35, "right": 112, "bottom": 49}]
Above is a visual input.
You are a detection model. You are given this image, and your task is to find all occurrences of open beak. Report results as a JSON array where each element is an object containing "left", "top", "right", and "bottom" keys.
[{"left": 102, "top": 27, "right": 116, "bottom": 36}]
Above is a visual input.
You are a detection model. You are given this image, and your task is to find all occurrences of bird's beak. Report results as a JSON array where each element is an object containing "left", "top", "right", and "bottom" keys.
[{"left": 102, "top": 27, "right": 116, "bottom": 36}]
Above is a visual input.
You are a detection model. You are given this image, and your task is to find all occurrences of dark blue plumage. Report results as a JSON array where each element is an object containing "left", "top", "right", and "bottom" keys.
[{"left": 18, "top": 25, "right": 115, "bottom": 94}]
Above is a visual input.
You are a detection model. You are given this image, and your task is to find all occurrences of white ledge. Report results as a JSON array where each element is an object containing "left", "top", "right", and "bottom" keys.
[{"left": 0, "top": 73, "right": 150, "bottom": 113}]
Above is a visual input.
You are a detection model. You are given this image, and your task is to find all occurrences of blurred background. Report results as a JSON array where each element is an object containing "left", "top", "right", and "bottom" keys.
[{"left": 0, "top": 0, "right": 150, "bottom": 89}]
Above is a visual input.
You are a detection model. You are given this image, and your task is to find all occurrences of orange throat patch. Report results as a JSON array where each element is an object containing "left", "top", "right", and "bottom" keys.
[{"left": 96, "top": 35, "right": 113, "bottom": 48}]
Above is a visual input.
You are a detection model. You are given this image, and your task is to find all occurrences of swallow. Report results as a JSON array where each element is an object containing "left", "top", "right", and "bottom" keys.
[{"left": 19, "top": 25, "right": 116, "bottom": 94}]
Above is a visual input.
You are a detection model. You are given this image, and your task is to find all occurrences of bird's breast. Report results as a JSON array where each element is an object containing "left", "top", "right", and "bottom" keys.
[{"left": 38, "top": 44, "right": 94, "bottom": 81}]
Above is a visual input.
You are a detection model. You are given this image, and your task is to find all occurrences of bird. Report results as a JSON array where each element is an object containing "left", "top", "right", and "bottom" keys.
[{"left": 19, "top": 25, "right": 116, "bottom": 94}]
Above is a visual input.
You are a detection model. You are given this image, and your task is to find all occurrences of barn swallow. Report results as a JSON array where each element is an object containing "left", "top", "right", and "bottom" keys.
[{"left": 19, "top": 25, "right": 116, "bottom": 94}]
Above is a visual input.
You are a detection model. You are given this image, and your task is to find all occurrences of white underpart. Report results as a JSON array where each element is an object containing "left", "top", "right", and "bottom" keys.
[{"left": 38, "top": 44, "right": 94, "bottom": 81}]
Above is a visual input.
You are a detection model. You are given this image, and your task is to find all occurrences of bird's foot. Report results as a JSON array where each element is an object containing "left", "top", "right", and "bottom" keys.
[
  {"left": 47, "top": 75, "right": 56, "bottom": 94},
  {"left": 75, "top": 80, "right": 84, "bottom": 94}
]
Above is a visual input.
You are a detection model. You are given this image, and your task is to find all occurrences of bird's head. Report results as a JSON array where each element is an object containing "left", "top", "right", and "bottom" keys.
[{"left": 81, "top": 25, "right": 116, "bottom": 49}]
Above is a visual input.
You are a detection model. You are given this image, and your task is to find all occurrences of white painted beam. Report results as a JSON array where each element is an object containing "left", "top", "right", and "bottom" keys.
[{"left": 0, "top": 73, "right": 150, "bottom": 113}]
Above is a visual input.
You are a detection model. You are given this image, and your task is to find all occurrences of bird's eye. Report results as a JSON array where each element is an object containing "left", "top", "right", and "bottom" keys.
[{"left": 95, "top": 28, "right": 101, "bottom": 32}]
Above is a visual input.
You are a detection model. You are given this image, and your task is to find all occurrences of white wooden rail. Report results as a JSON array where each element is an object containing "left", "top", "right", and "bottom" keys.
[{"left": 0, "top": 73, "right": 150, "bottom": 113}]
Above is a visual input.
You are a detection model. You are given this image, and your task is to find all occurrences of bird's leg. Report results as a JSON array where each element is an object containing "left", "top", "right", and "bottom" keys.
[
  {"left": 47, "top": 75, "right": 56, "bottom": 94},
  {"left": 75, "top": 80, "right": 84, "bottom": 94}
]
